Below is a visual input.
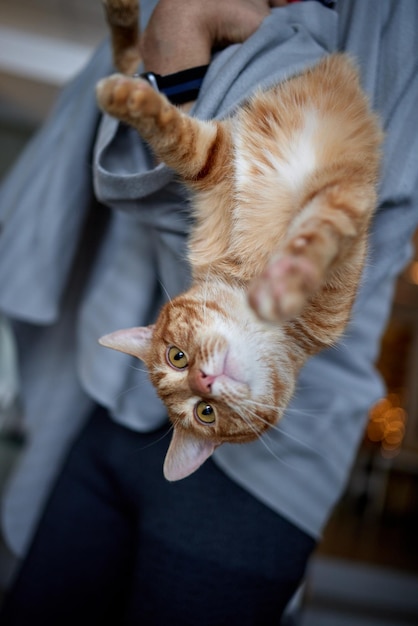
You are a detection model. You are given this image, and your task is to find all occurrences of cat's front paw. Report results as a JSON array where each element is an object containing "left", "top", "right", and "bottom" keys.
[
  {"left": 96, "top": 74, "right": 169, "bottom": 127},
  {"left": 249, "top": 254, "right": 320, "bottom": 322}
]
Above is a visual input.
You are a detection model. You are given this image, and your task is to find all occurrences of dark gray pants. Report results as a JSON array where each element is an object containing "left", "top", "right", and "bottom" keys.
[{"left": 0, "top": 405, "right": 315, "bottom": 625}]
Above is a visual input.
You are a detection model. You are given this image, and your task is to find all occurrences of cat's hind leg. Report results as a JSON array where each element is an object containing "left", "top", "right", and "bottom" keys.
[
  {"left": 101, "top": 0, "right": 140, "bottom": 74},
  {"left": 96, "top": 75, "right": 227, "bottom": 183}
]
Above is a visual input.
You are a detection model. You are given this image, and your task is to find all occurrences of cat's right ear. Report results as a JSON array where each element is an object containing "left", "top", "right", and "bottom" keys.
[
  {"left": 163, "top": 427, "right": 217, "bottom": 481},
  {"left": 98, "top": 325, "right": 154, "bottom": 361}
]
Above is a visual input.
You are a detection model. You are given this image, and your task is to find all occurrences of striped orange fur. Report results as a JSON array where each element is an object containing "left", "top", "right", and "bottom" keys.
[{"left": 97, "top": 0, "right": 382, "bottom": 480}]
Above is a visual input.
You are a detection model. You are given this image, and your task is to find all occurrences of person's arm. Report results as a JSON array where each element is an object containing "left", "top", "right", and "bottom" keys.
[{"left": 140, "top": 0, "right": 287, "bottom": 74}]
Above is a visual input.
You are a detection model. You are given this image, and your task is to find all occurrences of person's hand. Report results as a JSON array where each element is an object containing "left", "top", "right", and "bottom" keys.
[{"left": 140, "top": 0, "right": 289, "bottom": 75}]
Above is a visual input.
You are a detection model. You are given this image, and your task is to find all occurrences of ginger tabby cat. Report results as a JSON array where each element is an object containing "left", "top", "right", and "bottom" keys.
[{"left": 96, "top": 0, "right": 382, "bottom": 480}]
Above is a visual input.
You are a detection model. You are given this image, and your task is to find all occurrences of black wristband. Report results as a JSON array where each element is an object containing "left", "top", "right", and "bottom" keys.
[{"left": 140, "top": 64, "right": 209, "bottom": 105}]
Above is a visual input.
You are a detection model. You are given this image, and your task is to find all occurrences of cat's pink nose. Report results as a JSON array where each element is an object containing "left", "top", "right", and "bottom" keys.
[{"left": 189, "top": 369, "right": 216, "bottom": 396}]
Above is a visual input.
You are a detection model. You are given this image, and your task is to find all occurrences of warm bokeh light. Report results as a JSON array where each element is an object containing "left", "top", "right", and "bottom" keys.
[
  {"left": 367, "top": 394, "right": 407, "bottom": 457},
  {"left": 407, "top": 260, "right": 418, "bottom": 285}
]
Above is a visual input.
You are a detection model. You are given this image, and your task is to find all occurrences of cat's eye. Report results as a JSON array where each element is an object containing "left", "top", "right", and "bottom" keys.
[
  {"left": 167, "top": 346, "right": 188, "bottom": 369},
  {"left": 195, "top": 401, "right": 216, "bottom": 425}
]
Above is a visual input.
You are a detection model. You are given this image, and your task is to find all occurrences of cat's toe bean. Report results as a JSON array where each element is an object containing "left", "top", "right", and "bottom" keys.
[
  {"left": 113, "top": 80, "right": 134, "bottom": 106},
  {"left": 249, "top": 255, "right": 321, "bottom": 322},
  {"left": 275, "top": 289, "right": 306, "bottom": 320},
  {"left": 249, "top": 278, "right": 303, "bottom": 322},
  {"left": 248, "top": 281, "right": 275, "bottom": 321},
  {"left": 249, "top": 274, "right": 289, "bottom": 322},
  {"left": 115, "top": 79, "right": 165, "bottom": 120},
  {"left": 96, "top": 74, "right": 129, "bottom": 109},
  {"left": 97, "top": 75, "right": 159, "bottom": 120},
  {"left": 96, "top": 78, "right": 114, "bottom": 106},
  {"left": 127, "top": 86, "right": 148, "bottom": 115}
]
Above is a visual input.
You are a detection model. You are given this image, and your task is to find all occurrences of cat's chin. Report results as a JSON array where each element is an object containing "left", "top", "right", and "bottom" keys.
[{"left": 163, "top": 427, "right": 218, "bottom": 481}]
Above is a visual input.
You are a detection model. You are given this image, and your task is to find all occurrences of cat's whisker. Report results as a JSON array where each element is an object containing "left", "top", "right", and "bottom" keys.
[
  {"left": 158, "top": 279, "right": 173, "bottom": 304},
  {"left": 123, "top": 423, "right": 174, "bottom": 463},
  {"left": 244, "top": 398, "right": 323, "bottom": 416},
  {"left": 129, "top": 364, "right": 149, "bottom": 374},
  {"left": 239, "top": 402, "right": 286, "bottom": 436},
  {"left": 282, "top": 406, "right": 324, "bottom": 416},
  {"left": 243, "top": 398, "right": 287, "bottom": 412},
  {"left": 235, "top": 406, "right": 294, "bottom": 466},
  {"left": 293, "top": 383, "right": 324, "bottom": 392},
  {"left": 115, "top": 381, "right": 147, "bottom": 400},
  {"left": 136, "top": 423, "right": 174, "bottom": 452},
  {"left": 261, "top": 431, "right": 302, "bottom": 470},
  {"left": 240, "top": 402, "right": 319, "bottom": 452},
  {"left": 234, "top": 406, "right": 264, "bottom": 438}
]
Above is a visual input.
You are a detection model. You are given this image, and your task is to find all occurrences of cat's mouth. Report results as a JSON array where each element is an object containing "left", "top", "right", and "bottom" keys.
[
  {"left": 223, "top": 348, "right": 250, "bottom": 386},
  {"left": 211, "top": 372, "right": 250, "bottom": 400},
  {"left": 189, "top": 347, "right": 251, "bottom": 400}
]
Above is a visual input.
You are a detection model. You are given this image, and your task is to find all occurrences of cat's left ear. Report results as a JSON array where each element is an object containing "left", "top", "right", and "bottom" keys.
[
  {"left": 98, "top": 325, "right": 154, "bottom": 361},
  {"left": 164, "top": 427, "right": 217, "bottom": 481}
]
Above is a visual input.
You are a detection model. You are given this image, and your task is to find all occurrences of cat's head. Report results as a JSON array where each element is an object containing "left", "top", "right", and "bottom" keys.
[{"left": 99, "top": 283, "right": 295, "bottom": 481}]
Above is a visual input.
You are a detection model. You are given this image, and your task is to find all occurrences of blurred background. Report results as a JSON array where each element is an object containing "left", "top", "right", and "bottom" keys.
[{"left": 0, "top": 2, "right": 417, "bottom": 624}]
